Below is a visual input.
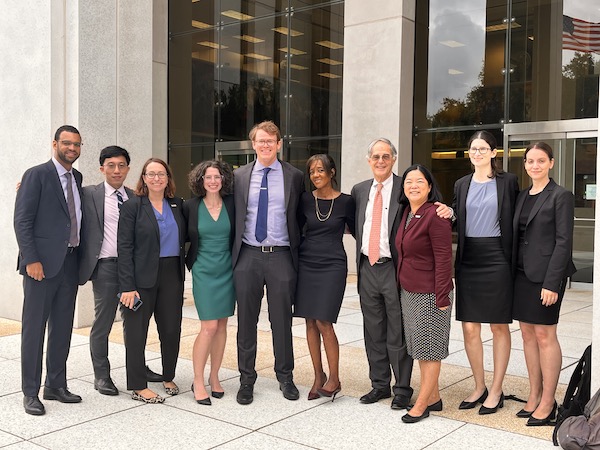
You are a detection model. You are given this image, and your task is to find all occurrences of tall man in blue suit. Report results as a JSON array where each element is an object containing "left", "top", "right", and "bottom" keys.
[{"left": 15, "top": 125, "right": 84, "bottom": 415}]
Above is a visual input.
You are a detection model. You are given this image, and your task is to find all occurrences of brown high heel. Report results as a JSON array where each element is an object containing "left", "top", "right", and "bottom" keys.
[
  {"left": 308, "top": 372, "right": 327, "bottom": 401},
  {"left": 317, "top": 383, "right": 341, "bottom": 402}
]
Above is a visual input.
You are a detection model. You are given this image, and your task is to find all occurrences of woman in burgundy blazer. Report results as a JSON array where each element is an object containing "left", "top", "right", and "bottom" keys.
[{"left": 395, "top": 164, "right": 453, "bottom": 423}]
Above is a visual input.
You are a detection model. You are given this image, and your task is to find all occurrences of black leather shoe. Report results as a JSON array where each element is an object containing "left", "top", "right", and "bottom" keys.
[
  {"left": 516, "top": 408, "right": 534, "bottom": 418},
  {"left": 43, "top": 387, "right": 82, "bottom": 403},
  {"left": 458, "top": 388, "right": 488, "bottom": 410},
  {"left": 479, "top": 392, "right": 504, "bottom": 415},
  {"left": 407, "top": 399, "right": 443, "bottom": 412},
  {"left": 146, "top": 365, "right": 163, "bottom": 382},
  {"left": 23, "top": 396, "right": 45, "bottom": 415},
  {"left": 94, "top": 378, "right": 119, "bottom": 396},
  {"left": 280, "top": 381, "right": 300, "bottom": 400},
  {"left": 402, "top": 409, "right": 430, "bottom": 423},
  {"left": 237, "top": 384, "right": 254, "bottom": 405},
  {"left": 527, "top": 401, "right": 557, "bottom": 426},
  {"left": 360, "top": 388, "right": 391, "bottom": 404},
  {"left": 391, "top": 394, "right": 411, "bottom": 410}
]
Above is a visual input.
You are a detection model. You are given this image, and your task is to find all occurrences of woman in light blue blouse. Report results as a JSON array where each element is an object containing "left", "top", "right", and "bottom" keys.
[{"left": 452, "top": 131, "right": 519, "bottom": 415}]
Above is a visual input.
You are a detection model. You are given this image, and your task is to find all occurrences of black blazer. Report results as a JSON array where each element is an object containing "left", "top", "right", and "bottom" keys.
[
  {"left": 453, "top": 171, "right": 519, "bottom": 265},
  {"left": 14, "top": 160, "right": 83, "bottom": 279},
  {"left": 183, "top": 194, "right": 235, "bottom": 271},
  {"left": 512, "top": 179, "right": 576, "bottom": 292},
  {"left": 117, "top": 195, "right": 186, "bottom": 291},
  {"left": 78, "top": 183, "right": 134, "bottom": 285},
  {"left": 232, "top": 160, "right": 304, "bottom": 270}
]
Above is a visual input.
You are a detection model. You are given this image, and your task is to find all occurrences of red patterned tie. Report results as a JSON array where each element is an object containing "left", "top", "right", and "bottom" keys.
[{"left": 368, "top": 183, "right": 383, "bottom": 266}]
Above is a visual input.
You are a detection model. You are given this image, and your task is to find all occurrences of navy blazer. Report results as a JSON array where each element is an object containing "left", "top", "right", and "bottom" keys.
[
  {"left": 452, "top": 171, "right": 519, "bottom": 266},
  {"left": 395, "top": 202, "right": 453, "bottom": 307},
  {"left": 78, "top": 183, "right": 134, "bottom": 285},
  {"left": 183, "top": 194, "right": 235, "bottom": 271},
  {"left": 512, "top": 179, "right": 576, "bottom": 292},
  {"left": 232, "top": 160, "right": 304, "bottom": 270},
  {"left": 14, "top": 160, "right": 83, "bottom": 279},
  {"left": 117, "top": 195, "right": 186, "bottom": 291}
]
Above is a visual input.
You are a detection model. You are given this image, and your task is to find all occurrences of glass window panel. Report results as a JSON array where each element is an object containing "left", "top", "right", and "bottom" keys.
[
  {"left": 287, "top": 137, "right": 342, "bottom": 184},
  {"left": 169, "top": 144, "right": 217, "bottom": 199},
  {"left": 169, "top": 28, "right": 218, "bottom": 145},
  {"left": 219, "top": 0, "right": 287, "bottom": 25},
  {"left": 287, "top": 4, "right": 343, "bottom": 138},
  {"left": 219, "top": 16, "right": 287, "bottom": 140}
]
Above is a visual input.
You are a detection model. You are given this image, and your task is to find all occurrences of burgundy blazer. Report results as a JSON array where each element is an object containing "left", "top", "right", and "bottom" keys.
[{"left": 395, "top": 202, "right": 453, "bottom": 307}]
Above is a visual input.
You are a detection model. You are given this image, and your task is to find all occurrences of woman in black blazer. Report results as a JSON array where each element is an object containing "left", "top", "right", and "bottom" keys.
[
  {"left": 183, "top": 160, "right": 235, "bottom": 405},
  {"left": 512, "top": 142, "right": 576, "bottom": 426},
  {"left": 452, "top": 131, "right": 519, "bottom": 415},
  {"left": 118, "top": 158, "right": 186, "bottom": 403}
]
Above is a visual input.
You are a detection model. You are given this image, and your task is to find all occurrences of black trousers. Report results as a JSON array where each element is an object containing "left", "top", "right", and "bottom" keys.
[
  {"left": 89, "top": 259, "right": 120, "bottom": 379},
  {"left": 233, "top": 246, "right": 296, "bottom": 385},
  {"left": 21, "top": 250, "right": 78, "bottom": 396},
  {"left": 121, "top": 257, "right": 183, "bottom": 390}
]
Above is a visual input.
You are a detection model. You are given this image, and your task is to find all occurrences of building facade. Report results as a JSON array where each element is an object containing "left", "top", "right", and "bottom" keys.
[{"left": 1, "top": 0, "right": 599, "bottom": 386}]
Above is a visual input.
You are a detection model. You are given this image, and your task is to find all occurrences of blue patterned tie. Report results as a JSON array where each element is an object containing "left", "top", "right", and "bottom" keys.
[
  {"left": 115, "top": 190, "right": 124, "bottom": 210},
  {"left": 255, "top": 167, "right": 271, "bottom": 242}
]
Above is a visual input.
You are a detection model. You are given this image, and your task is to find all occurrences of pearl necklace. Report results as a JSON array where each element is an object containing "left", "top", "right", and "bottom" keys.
[{"left": 315, "top": 195, "right": 335, "bottom": 222}]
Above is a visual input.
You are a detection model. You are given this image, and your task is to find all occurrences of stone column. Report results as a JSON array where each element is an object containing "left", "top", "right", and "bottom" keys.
[{"left": 341, "top": 0, "right": 416, "bottom": 273}]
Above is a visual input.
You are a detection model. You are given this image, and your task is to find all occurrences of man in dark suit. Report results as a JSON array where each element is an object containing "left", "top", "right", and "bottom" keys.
[
  {"left": 14, "top": 125, "right": 84, "bottom": 415},
  {"left": 351, "top": 138, "right": 414, "bottom": 410},
  {"left": 232, "top": 121, "right": 304, "bottom": 405}
]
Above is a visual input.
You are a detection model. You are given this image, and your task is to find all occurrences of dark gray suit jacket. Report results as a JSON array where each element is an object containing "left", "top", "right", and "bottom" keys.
[
  {"left": 453, "top": 171, "right": 519, "bottom": 266},
  {"left": 351, "top": 174, "right": 403, "bottom": 289},
  {"left": 512, "top": 179, "right": 577, "bottom": 292},
  {"left": 232, "top": 160, "right": 304, "bottom": 270},
  {"left": 15, "top": 160, "right": 83, "bottom": 279},
  {"left": 78, "top": 182, "right": 134, "bottom": 285}
]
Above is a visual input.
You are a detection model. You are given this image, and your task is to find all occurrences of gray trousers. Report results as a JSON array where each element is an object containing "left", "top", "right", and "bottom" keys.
[
  {"left": 89, "top": 259, "right": 120, "bottom": 380},
  {"left": 358, "top": 256, "right": 414, "bottom": 397}
]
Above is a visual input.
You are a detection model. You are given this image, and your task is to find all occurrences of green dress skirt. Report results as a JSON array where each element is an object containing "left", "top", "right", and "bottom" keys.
[{"left": 191, "top": 201, "right": 235, "bottom": 320}]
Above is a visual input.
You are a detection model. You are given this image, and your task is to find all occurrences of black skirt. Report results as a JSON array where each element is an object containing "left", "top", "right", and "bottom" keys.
[
  {"left": 455, "top": 237, "right": 512, "bottom": 323},
  {"left": 513, "top": 269, "right": 566, "bottom": 325}
]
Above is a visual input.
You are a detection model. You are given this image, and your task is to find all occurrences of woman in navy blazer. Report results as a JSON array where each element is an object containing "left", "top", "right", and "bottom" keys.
[
  {"left": 183, "top": 160, "right": 235, "bottom": 405},
  {"left": 118, "top": 158, "right": 186, "bottom": 404},
  {"left": 452, "top": 131, "right": 519, "bottom": 415},
  {"left": 395, "top": 164, "right": 453, "bottom": 423},
  {"left": 512, "top": 142, "right": 576, "bottom": 426}
]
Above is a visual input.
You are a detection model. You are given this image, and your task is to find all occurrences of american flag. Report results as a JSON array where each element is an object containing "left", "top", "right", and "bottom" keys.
[{"left": 563, "top": 15, "right": 600, "bottom": 53}]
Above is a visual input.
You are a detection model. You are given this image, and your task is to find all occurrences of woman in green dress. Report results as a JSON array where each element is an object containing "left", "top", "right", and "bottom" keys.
[{"left": 184, "top": 160, "right": 235, "bottom": 405}]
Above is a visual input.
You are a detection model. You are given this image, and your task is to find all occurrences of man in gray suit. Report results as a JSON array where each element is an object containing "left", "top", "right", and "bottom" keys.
[
  {"left": 351, "top": 138, "right": 414, "bottom": 410},
  {"left": 232, "top": 121, "right": 304, "bottom": 405},
  {"left": 78, "top": 146, "right": 133, "bottom": 396},
  {"left": 15, "top": 125, "right": 84, "bottom": 415}
]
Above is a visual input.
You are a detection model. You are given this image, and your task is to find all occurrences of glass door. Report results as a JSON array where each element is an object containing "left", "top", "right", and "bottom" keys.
[{"left": 504, "top": 120, "right": 598, "bottom": 282}]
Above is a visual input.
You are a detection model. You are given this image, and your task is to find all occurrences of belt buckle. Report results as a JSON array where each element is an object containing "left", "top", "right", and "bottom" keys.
[{"left": 261, "top": 246, "right": 274, "bottom": 253}]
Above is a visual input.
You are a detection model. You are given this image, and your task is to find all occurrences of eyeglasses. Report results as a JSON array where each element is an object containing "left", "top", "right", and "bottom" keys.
[
  {"left": 104, "top": 163, "right": 128, "bottom": 171},
  {"left": 59, "top": 140, "right": 82, "bottom": 148},
  {"left": 370, "top": 154, "right": 393, "bottom": 161},
  {"left": 144, "top": 172, "right": 167, "bottom": 179},
  {"left": 254, "top": 139, "right": 278, "bottom": 146},
  {"left": 469, "top": 147, "right": 491, "bottom": 155},
  {"left": 202, "top": 175, "right": 222, "bottom": 181}
]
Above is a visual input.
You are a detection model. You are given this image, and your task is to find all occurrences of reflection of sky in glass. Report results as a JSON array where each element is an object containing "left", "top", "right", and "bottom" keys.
[
  {"left": 427, "top": 0, "right": 486, "bottom": 117},
  {"left": 563, "top": 0, "right": 600, "bottom": 65}
]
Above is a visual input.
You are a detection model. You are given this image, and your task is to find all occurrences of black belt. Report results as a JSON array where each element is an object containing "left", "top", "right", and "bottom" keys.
[
  {"left": 243, "top": 243, "right": 290, "bottom": 253},
  {"left": 362, "top": 254, "right": 392, "bottom": 264},
  {"left": 99, "top": 257, "right": 118, "bottom": 263},
  {"left": 67, "top": 246, "right": 78, "bottom": 254}
]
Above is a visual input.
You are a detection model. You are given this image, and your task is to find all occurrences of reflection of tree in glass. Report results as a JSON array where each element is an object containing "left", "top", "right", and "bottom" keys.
[{"left": 562, "top": 52, "right": 599, "bottom": 119}]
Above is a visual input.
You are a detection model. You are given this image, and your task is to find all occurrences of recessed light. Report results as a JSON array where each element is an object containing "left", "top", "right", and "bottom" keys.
[
  {"left": 245, "top": 52, "right": 271, "bottom": 60},
  {"left": 316, "top": 40, "right": 343, "bottom": 49},
  {"left": 318, "top": 72, "right": 341, "bottom": 78},
  {"left": 486, "top": 21, "right": 521, "bottom": 32},
  {"left": 448, "top": 69, "right": 464, "bottom": 75},
  {"left": 198, "top": 41, "right": 228, "bottom": 49},
  {"left": 192, "top": 20, "right": 211, "bottom": 29},
  {"left": 290, "top": 64, "right": 308, "bottom": 70},
  {"left": 221, "top": 10, "right": 254, "bottom": 21},
  {"left": 272, "top": 27, "right": 304, "bottom": 37},
  {"left": 317, "top": 58, "right": 342, "bottom": 65},
  {"left": 439, "top": 40, "right": 465, "bottom": 48},
  {"left": 234, "top": 35, "right": 265, "bottom": 43}
]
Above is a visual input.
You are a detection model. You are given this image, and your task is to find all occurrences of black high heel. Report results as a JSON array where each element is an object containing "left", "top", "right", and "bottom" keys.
[
  {"left": 191, "top": 383, "right": 212, "bottom": 406},
  {"left": 479, "top": 392, "right": 504, "bottom": 415},
  {"left": 527, "top": 401, "right": 557, "bottom": 426},
  {"left": 459, "top": 388, "right": 488, "bottom": 410},
  {"left": 317, "top": 383, "right": 341, "bottom": 402},
  {"left": 516, "top": 408, "right": 534, "bottom": 418}
]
